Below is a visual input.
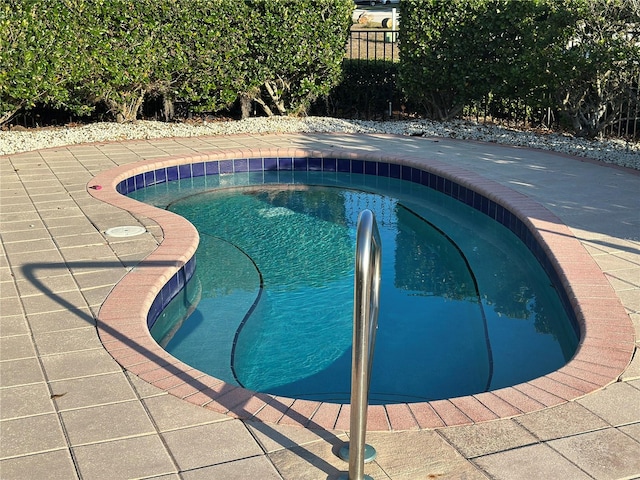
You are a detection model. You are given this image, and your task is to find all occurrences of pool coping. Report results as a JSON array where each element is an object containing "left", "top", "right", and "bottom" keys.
[{"left": 88, "top": 147, "right": 635, "bottom": 432}]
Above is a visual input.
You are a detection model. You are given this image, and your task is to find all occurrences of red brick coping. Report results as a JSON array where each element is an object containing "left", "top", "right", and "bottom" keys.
[{"left": 88, "top": 148, "right": 634, "bottom": 431}]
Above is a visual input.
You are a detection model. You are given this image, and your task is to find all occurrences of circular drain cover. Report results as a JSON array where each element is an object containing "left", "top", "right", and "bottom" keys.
[{"left": 104, "top": 226, "right": 147, "bottom": 237}]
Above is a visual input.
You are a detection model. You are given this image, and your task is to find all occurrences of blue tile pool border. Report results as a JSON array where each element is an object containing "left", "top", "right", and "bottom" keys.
[{"left": 119, "top": 156, "right": 577, "bottom": 336}]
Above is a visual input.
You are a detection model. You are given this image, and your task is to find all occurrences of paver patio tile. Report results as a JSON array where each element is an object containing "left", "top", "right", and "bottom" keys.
[
  {"left": 80, "top": 285, "right": 115, "bottom": 308},
  {"left": 54, "top": 232, "right": 108, "bottom": 248},
  {"left": 2, "top": 255, "right": 15, "bottom": 276},
  {"left": 0, "top": 334, "right": 36, "bottom": 361},
  {"left": 40, "top": 348, "right": 122, "bottom": 381},
  {"left": 621, "top": 348, "right": 640, "bottom": 381},
  {"left": 72, "top": 435, "right": 175, "bottom": 480},
  {"left": 20, "top": 290, "right": 88, "bottom": 316},
  {"left": 0, "top": 414, "right": 67, "bottom": 458},
  {"left": 0, "top": 219, "right": 46, "bottom": 233},
  {"left": 60, "top": 244, "right": 122, "bottom": 262},
  {"left": 37, "top": 207, "right": 85, "bottom": 221},
  {"left": 11, "top": 255, "right": 70, "bottom": 280},
  {"left": 514, "top": 401, "right": 609, "bottom": 441},
  {"left": 617, "top": 289, "right": 640, "bottom": 313},
  {"left": 47, "top": 222, "right": 102, "bottom": 238},
  {"left": 0, "top": 188, "right": 28, "bottom": 200},
  {"left": 119, "top": 252, "right": 158, "bottom": 268},
  {"left": 0, "top": 357, "right": 45, "bottom": 387},
  {"left": 67, "top": 259, "right": 122, "bottom": 276},
  {"left": 0, "top": 200, "right": 37, "bottom": 213},
  {"left": 0, "top": 266, "right": 15, "bottom": 283},
  {"left": 135, "top": 475, "right": 180, "bottom": 480},
  {"left": 14, "top": 184, "right": 67, "bottom": 196},
  {"left": 0, "top": 227, "right": 51, "bottom": 243},
  {"left": 437, "top": 419, "right": 537, "bottom": 458},
  {"left": 367, "top": 429, "right": 488, "bottom": 480},
  {"left": 15, "top": 273, "right": 79, "bottom": 297},
  {"left": 3, "top": 239, "right": 57, "bottom": 256},
  {"left": 126, "top": 371, "right": 166, "bottom": 398},
  {"left": 26, "top": 307, "right": 95, "bottom": 333},
  {"left": 0, "top": 449, "right": 78, "bottom": 480},
  {"left": 50, "top": 372, "right": 137, "bottom": 410},
  {"left": 42, "top": 215, "right": 97, "bottom": 229},
  {"left": 19, "top": 169, "right": 58, "bottom": 180},
  {"left": 473, "top": 443, "right": 591, "bottom": 480},
  {"left": 620, "top": 422, "right": 640, "bottom": 442},
  {"left": 29, "top": 192, "right": 76, "bottom": 204},
  {"left": 591, "top": 253, "right": 640, "bottom": 272},
  {"left": 143, "top": 393, "right": 229, "bottom": 432},
  {"left": 61, "top": 400, "right": 156, "bottom": 445},
  {"left": 268, "top": 433, "right": 374, "bottom": 480},
  {"left": 161, "top": 421, "right": 263, "bottom": 471},
  {"left": 33, "top": 327, "right": 103, "bottom": 355},
  {"left": 180, "top": 455, "right": 282, "bottom": 480},
  {"left": 581, "top": 236, "right": 639, "bottom": 253},
  {"left": 34, "top": 199, "right": 80, "bottom": 212},
  {"left": 0, "top": 210, "right": 40, "bottom": 224},
  {"left": 605, "top": 270, "right": 640, "bottom": 292},
  {"left": 246, "top": 420, "right": 344, "bottom": 453},
  {"left": 0, "top": 315, "right": 29, "bottom": 336},
  {"left": 0, "top": 272, "right": 17, "bottom": 291},
  {"left": 549, "top": 428, "right": 640, "bottom": 480},
  {"left": 73, "top": 268, "right": 128, "bottom": 289},
  {"left": 576, "top": 381, "right": 640, "bottom": 426},
  {"left": 0, "top": 295, "right": 24, "bottom": 317},
  {"left": 88, "top": 212, "right": 146, "bottom": 231},
  {"left": 0, "top": 383, "right": 54, "bottom": 420}
]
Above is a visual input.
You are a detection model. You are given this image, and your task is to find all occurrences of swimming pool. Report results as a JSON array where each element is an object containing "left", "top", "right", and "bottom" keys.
[
  {"left": 130, "top": 168, "right": 578, "bottom": 404},
  {"left": 87, "top": 146, "right": 634, "bottom": 429}
]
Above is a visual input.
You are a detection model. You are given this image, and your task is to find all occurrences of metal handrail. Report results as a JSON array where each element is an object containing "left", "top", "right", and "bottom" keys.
[{"left": 339, "top": 209, "right": 382, "bottom": 480}]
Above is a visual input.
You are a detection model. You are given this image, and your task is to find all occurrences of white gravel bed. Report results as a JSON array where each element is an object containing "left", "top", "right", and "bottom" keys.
[{"left": 1, "top": 116, "right": 638, "bottom": 170}]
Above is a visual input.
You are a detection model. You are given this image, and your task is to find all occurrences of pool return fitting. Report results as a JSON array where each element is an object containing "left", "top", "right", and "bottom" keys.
[{"left": 338, "top": 209, "right": 382, "bottom": 480}]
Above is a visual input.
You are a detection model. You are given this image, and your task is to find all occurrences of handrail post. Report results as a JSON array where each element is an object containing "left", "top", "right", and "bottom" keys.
[{"left": 338, "top": 209, "right": 382, "bottom": 480}]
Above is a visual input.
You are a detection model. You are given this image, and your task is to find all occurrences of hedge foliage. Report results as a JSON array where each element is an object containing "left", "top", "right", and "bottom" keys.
[
  {"left": 400, "top": 0, "right": 578, "bottom": 120},
  {"left": 323, "top": 59, "right": 399, "bottom": 119},
  {"left": 399, "top": 0, "right": 640, "bottom": 137},
  {"left": 3, "top": 0, "right": 637, "bottom": 139},
  {"left": 0, "top": 0, "right": 353, "bottom": 124}
]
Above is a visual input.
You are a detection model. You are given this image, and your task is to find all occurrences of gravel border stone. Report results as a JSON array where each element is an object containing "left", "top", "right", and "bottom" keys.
[{"left": 1, "top": 117, "right": 638, "bottom": 170}]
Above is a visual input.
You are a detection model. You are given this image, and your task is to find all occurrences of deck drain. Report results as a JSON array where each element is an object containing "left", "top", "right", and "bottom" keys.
[{"left": 105, "top": 226, "right": 147, "bottom": 237}]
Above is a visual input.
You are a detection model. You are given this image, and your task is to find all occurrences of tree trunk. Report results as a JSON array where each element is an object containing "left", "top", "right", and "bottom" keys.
[
  {"left": 263, "top": 80, "right": 287, "bottom": 115},
  {"left": 253, "top": 94, "right": 274, "bottom": 117},
  {"left": 162, "top": 96, "right": 175, "bottom": 122},
  {"left": 240, "top": 93, "right": 252, "bottom": 119},
  {"left": 108, "top": 92, "right": 145, "bottom": 123}
]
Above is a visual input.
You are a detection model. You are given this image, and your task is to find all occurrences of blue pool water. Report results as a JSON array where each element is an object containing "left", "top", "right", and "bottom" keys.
[{"left": 132, "top": 170, "right": 578, "bottom": 404}]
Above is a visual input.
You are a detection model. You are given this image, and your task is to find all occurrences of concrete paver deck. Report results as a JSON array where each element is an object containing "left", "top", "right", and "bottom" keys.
[{"left": 1, "top": 133, "right": 638, "bottom": 479}]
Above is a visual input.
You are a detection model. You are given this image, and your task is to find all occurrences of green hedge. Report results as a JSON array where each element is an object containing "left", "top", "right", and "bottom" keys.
[
  {"left": 0, "top": 0, "right": 353, "bottom": 124},
  {"left": 399, "top": 0, "right": 639, "bottom": 138},
  {"left": 399, "top": 0, "right": 581, "bottom": 120},
  {"left": 242, "top": 0, "right": 353, "bottom": 117},
  {"left": 321, "top": 60, "right": 399, "bottom": 119},
  {"left": 1, "top": 1, "right": 87, "bottom": 124}
]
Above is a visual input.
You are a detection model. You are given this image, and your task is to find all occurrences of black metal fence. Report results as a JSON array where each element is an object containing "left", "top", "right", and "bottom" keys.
[
  {"left": 606, "top": 73, "right": 640, "bottom": 139},
  {"left": 462, "top": 78, "right": 640, "bottom": 140},
  {"left": 346, "top": 28, "right": 400, "bottom": 63},
  {"left": 319, "top": 28, "right": 400, "bottom": 119},
  {"left": 338, "top": 29, "right": 639, "bottom": 140}
]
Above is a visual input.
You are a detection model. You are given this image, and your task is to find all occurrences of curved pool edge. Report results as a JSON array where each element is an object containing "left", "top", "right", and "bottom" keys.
[{"left": 87, "top": 147, "right": 635, "bottom": 432}]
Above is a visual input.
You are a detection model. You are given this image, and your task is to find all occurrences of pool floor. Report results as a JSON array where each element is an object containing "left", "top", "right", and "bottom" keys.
[{"left": 141, "top": 177, "right": 578, "bottom": 404}]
